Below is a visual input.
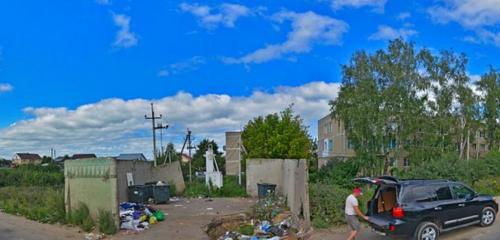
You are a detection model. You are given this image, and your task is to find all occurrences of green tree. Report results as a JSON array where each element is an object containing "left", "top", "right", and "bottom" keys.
[
  {"left": 330, "top": 39, "right": 483, "bottom": 175},
  {"left": 157, "top": 142, "right": 180, "bottom": 165},
  {"left": 242, "top": 107, "right": 312, "bottom": 159},
  {"left": 477, "top": 68, "right": 500, "bottom": 151}
]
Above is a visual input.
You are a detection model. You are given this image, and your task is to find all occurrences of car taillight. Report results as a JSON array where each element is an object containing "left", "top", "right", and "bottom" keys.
[
  {"left": 389, "top": 224, "right": 396, "bottom": 232},
  {"left": 392, "top": 207, "right": 404, "bottom": 218}
]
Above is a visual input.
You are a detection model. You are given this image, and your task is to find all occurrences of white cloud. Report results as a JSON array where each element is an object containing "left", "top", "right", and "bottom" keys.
[
  {"left": 180, "top": 2, "right": 251, "bottom": 29},
  {"left": 158, "top": 56, "right": 206, "bottom": 77},
  {"left": 96, "top": 0, "right": 111, "bottom": 5},
  {"left": 0, "top": 83, "right": 13, "bottom": 93},
  {"left": 428, "top": 0, "right": 500, "bottom": 46},
  {"left": 369, "top": 25, "right": 418, "bottom": 41},
  {"left": 223, "top": 11, "right": 348, "bottom": 64},
  {"left": 331, "top": 0, "right": 387, "bottom": 12},
  {"left": 0, "top": 81, "right": 340, "bottom": 158},
  {"left": 397, "top": 12, "right": 411, "bottom": 20},
  {"left": 112, "top": 13, "right": 138, "bottom": 48}
]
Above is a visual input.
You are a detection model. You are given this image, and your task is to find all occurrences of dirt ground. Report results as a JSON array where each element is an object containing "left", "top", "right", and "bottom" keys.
[
  {"left": 112, "top": 197, "right": 256, "bottom": 240},
  {"left": 0, "top": 211, "right": 82, "bottom": 240}
]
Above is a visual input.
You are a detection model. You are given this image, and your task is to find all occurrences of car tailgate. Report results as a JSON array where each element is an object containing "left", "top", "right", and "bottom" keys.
[{"left": 368, "top": 214, "right": 405, "bottom": 231}]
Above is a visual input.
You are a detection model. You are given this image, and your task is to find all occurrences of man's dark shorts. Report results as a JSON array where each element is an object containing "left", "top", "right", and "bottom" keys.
[{"left": 345, "top": 214, "right": 360, "bottom": 231}]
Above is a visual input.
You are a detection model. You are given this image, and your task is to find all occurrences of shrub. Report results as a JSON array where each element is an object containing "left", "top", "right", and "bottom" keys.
[
  {"left": 98, "top": 209, "right": 117, "bottom": 235},
  {"left": 0, "top": 164, "right": 63, "bottom": 187},
  {"left": 182, "top": 176, "right": 247, "bottom": 198},
  {"left": 310, "top": 183, "right": 350, "bottom": 228},
  {"left": 68, "top": 203, "right": 94, "bottom": 232},
  {"left": 474, "top": 176, "right": 500, "bottom": 196}
]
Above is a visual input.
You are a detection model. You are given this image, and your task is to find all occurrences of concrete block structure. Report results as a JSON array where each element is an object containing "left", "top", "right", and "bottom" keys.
[
  {"left": 65, "top": 158, "right": 185, "bottom": 225},
  {"left": 224, "top": 132, "right": 241, "bottom": 176},
  {"left": 246, "top": 158, "right": 310, "bottom": 223}
]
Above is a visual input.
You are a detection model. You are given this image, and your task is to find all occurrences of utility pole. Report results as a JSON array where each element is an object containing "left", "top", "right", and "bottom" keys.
[
  {"left": 181, "top": 129, "right": 194, "bottom": 182},
  {"left": 145, "top": 103, "right": 162, "bottom": 166},
  {"left": 156, "top": 122, "right": 169, "bottom": 162}
]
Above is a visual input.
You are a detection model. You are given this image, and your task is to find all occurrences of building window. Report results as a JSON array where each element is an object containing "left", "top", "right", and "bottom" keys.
[
  {"left": 347, "top": 139, "right": 354, "bottom": 149},
  {"left": 390, "top": 158, "right": 397, "bottom": 167},
  {"left": 480, "top": 144, "right": 486, "bottom": 151},
  {"left": 403, "top": 158, "right": 409, "bottom": 167},
  {"left": 479, "top": 131, "right": 485, "bottom": 138},
  {"left": 388, "top": 139, "right": 396, "bottom": 149},
  {"left": 322, "top": 138, "right": 333, "bottom": 157}
]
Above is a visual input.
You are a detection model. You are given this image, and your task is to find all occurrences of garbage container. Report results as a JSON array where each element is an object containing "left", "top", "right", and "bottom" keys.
[
  {"left": 145, "top": 182, "right": 170, "bottom": 204},
  {"left": 151, "top": 185, "right": 170, "bottom": 204},
  {"left": 128, "top": 185, "right": 152, "bottom": 204},
  {"left": 257, "top": 183, "right": 276, "bottom": 199}
]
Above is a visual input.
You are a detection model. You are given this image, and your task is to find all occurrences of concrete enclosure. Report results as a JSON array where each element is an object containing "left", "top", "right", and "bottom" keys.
[
  {"left": 65, "top": 158, "right": 185, "bottom": 225},
  {"left": 246, "top": 159, "right": 310, "bottom": 222}
]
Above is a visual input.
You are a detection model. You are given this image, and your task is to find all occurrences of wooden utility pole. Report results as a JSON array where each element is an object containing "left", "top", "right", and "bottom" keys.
[
  {"left": 181, "top": 129, "right": 194, "bottom": 182},
  {"left": 145, "top": 103, "right": 162, "bottom": 166}
]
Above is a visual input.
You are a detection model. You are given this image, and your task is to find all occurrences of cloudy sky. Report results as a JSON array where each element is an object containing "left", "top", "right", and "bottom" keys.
[{"left": 0, "top": 0, "right": 499, "bottom": 158}]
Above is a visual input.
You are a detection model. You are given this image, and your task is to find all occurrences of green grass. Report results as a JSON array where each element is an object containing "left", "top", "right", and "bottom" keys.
[
  {"left": 0, "top": 186, "right": 66, "bottom": 224},
  {"left": 183, "top": 176, "right": 247, "bottom": 198},
  {"left": 67, "top": 203, "right": 95, "bottom": 232},
  {"left": 98, "top": 209, "right": 117, "bottom": 235}
]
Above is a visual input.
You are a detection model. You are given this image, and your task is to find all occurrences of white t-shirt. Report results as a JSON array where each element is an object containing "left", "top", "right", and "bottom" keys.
[{"left": 345, "top": 194, "right": 359, "bottom": 216}]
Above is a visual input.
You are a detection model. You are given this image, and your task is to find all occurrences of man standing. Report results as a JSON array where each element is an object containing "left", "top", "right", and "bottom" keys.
[{"left": 345, "top": 187, "right": 369, "bottom": 240}]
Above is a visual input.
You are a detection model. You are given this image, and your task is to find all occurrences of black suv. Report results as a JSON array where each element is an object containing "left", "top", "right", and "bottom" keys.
[{"left": 355, "top": 176, "right": 498, "bottom": 240}]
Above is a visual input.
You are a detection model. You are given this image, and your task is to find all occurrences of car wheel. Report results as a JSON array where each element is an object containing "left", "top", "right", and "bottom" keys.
[
  {"left": 414, "top": 221, "right": 439, "bottom": 240},
  {"left": 480, "top": 207, "right": 496, "bottom": 227}
]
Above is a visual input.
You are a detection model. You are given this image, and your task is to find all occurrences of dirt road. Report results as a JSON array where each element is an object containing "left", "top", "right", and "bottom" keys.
[{"left": 0, "top": 211, "right": 82, "bottom": 240}]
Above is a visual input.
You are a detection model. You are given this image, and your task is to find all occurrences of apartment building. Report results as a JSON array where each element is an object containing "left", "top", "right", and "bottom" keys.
[{"left": 318, "top": 114, "right": 494, "bottom": 169}]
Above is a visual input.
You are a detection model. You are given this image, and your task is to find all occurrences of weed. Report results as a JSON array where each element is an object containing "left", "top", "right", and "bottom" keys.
[{"left": 97, "top": 209, "right": 117, "bottom": 235}]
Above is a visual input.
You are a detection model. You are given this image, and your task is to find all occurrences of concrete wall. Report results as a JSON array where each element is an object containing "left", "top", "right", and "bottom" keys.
[
  {"left": 64, "top": 158, "right": 119, "bottom": 225},
  {"left": 246, "top": 158, "right": 310, "bottom": 222},
  {"left": 225, "top": 132, "right": 241, "bottom": 176},
  {"left": 115, "top": 160, "right": 185, "bottom": 203}
]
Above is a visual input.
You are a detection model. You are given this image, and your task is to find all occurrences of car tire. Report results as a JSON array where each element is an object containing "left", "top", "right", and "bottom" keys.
[
  {"left": 414, "top": 221, "right": 439, "bottom": 240},
  {"left": 480, "top": 207, "right": 496, "bottom": 227}
]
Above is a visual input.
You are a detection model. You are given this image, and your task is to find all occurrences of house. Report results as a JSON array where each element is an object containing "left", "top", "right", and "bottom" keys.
[
  {"left": 181, "top": 153, "right": 192, "bottom": 163},
  {"left": 71, "top": 154, "right": 97, "bottom": 160},
  {"left": 12, "top": 153, "right": 42, "bottom": 165},
  {"left": 116, "top": 153, "right": 147, "bottom": 161}
]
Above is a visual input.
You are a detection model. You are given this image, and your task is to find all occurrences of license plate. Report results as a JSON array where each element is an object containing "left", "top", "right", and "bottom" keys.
[{"left": 372, "top": 228, "right": 387, "bottom": 236}]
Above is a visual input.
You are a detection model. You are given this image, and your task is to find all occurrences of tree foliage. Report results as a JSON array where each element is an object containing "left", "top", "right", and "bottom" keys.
[
  {"left": 330, "top": 39, "right": 499, "bottom": 175},
  {"left": 242, "top": 107, "right": 313, "bottom": 159}
]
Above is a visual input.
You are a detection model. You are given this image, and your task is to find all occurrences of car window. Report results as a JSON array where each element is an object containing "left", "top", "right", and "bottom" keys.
[
  {"left": 451, "top": 184, "right": 475, "bottom": 199},
  {"left": 401, "top": 184, "right": 453, "bottom": 203},
  {"left": 435, "top": 185, "right": 452, "bottom": 200},
  {"left": 402, "top": 185, "right": 438, "bottom": 203}
]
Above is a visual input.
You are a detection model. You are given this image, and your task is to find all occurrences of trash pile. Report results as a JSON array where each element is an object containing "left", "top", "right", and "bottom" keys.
[
  {"left": 213, "top": 195, "right": 298, "bottom": 240},
  {"left": 119, "top": 202, "right": 165, "bottom": 232}
]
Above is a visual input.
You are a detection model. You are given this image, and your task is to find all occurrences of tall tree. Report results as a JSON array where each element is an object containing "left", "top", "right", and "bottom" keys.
[
  {"left": 242, "top": 107, "right": 312, "bottom": 159},
  {"left": 477, "top": 68, "right": 500, "bottom": 150}
]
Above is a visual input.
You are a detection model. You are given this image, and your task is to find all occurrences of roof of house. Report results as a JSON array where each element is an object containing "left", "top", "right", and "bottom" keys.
[
  {"left": 116, "top": 153, "right": 147, "bottom": 161},
  {"left": 15, "top": 153, "right": 42, "bottom": 160},
  {"left": 71, "top": 154, "right": 97, "bottom": 159}
]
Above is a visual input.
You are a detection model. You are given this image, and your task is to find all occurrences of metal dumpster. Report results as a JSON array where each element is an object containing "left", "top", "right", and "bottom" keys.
[{"left": 128, "top": 185, "right": 152, "bottom": 204}]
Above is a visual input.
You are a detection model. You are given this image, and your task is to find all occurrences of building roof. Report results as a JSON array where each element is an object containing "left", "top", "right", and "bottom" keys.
[
  {"left": 116, "top": 153, "right": 147, "bottom": 161},
  {"left": 71, "top": 154, "right": 97, "bottom": 160},
  {"left": 15, "top": 153, "right": 42, "bottom": 160}
]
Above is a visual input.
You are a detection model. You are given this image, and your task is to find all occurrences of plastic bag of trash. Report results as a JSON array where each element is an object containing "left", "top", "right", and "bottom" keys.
[
  {"left": 120, "top": 220, "right": 134, "bottom": 230},
  {"left": 154, "top": 210, "right": 165, "bottom": 221},
  {"left": 149, "top": 216, "right": 158, "bottom": 224}
]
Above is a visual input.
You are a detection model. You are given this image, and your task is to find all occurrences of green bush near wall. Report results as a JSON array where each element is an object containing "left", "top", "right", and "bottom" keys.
[{"left": 183, "top": 176, "right": 247, "bottom": 198}]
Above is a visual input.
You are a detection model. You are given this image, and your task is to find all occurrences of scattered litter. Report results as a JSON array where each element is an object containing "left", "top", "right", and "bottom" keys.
[
  {"left": 119, "top": 202, "right": 165, "bottom": 232},
  {"left": 207, "top": 207, "right": 214, "bottom": 211},
  {"left": 84, "top": 233, "right": 104, "bottom": 240}
]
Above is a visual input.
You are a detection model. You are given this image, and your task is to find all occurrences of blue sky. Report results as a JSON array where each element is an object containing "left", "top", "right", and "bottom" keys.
[{"left": 0, "top": 0, "right": 499, "bottom": 158}]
